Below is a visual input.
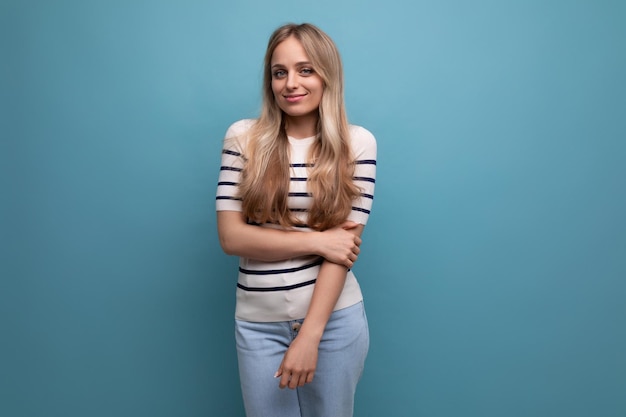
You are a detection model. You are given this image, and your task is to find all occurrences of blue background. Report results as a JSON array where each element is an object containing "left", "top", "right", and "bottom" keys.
[{"left": 2, "top": 0, "right": 625, "bottom": 416}]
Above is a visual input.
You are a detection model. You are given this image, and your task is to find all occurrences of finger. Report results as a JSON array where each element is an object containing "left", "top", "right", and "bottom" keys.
[
  {"left": 290, "top": 373, "right": 304, "bottom": 389},
  {"left": 305, "top": 372, "right": 315, "bottom": 384},
  {"left": 279, "top": 373, "right": 290, "bottom": 389},
  {"left": 274, "top": 360, "right": 284, "bottom": 379},
  {"left": 355, "top": 236, "right": 362, "bottom": 246}
]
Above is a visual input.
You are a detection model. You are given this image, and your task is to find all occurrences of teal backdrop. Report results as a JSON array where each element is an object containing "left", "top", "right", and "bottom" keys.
[{"left": 2, "top": 0, "right": 625, "bottom": 416}]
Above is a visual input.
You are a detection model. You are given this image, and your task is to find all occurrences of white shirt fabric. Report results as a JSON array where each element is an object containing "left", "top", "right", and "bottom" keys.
[{"left": 216, "top": 119, "right": 377, "bottom": 322}]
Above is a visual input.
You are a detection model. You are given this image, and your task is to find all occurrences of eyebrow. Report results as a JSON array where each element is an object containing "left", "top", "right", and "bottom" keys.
[{"left": 271, "top": 61, "right": 313, "bottom": 69}]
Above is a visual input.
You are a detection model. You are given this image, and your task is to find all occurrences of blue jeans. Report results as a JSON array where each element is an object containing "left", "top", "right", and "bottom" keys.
[{"left": 235, "top": 301, "right": 369, "bottom": 417}]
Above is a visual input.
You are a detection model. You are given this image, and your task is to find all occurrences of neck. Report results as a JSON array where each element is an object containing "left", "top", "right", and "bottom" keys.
[{"left": 284, "top": 112, "right": 319, "bottom": 139}]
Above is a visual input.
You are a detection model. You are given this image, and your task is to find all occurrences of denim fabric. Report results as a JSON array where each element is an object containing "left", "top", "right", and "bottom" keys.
[{"left": 235, "top": 301, "right": 369, "bottom": 417}]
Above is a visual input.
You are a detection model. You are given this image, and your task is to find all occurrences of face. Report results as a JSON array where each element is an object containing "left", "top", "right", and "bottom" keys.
[{"left": 270, "top": 36, "right": 324, "bottom": 121}]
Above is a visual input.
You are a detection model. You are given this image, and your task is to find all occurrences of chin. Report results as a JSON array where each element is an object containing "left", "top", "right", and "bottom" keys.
[{"left": 280, "top": 108, "right": 318, "bottom": 118}]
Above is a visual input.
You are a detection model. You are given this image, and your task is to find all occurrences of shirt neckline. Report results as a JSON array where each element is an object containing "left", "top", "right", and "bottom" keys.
[{"left": 288, "top": 135, "right": 317, "bottom": 146}]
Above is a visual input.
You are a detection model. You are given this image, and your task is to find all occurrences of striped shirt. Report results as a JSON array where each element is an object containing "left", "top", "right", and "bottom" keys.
[{"left": 216, "top": 119, "right": 377, "bottom": 322}]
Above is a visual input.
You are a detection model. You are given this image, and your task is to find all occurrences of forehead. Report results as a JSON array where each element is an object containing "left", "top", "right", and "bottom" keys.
[{"left": 271, "top": 36, "right": 311, "bottom": 65}]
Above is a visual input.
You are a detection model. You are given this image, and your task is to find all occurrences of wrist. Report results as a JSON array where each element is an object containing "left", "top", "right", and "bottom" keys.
[
  {"left": 308, "top": 231, "right": 326, "bottom": 258},
  {"left": 298, "top": 322, "right": 325, "bottom": 343}
]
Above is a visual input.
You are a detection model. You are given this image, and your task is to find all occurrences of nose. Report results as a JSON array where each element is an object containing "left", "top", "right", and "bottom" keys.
[{"left": 286, "top": 72, "right": 298, "bottom": 89}]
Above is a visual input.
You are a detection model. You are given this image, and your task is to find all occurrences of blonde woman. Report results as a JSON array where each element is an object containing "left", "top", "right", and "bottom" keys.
[{"left": 216, "top": 23, "right": 377, "bottom": 417}]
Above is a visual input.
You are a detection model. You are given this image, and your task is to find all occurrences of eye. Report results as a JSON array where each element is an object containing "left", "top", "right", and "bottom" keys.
[
  {"left": 300, "top": 68, "right": 314, "bottom": 75},
  {"left": 272, "top": 69, "right": 287, "bottom": 79}
]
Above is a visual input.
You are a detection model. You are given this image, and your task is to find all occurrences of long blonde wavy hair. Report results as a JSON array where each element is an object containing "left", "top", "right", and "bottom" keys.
[{"left": 236, "top": 23, "right": 360, "bottom": 231}]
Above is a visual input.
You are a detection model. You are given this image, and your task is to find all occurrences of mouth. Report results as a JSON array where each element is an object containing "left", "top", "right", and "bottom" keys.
[{"left": 284, "top": 94, "right": 306, "bottom": 103}]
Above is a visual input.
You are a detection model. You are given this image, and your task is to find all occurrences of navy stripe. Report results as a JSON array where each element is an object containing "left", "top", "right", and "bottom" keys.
[
  {"left": 218, "top": 181, "right": 238, "bottom": 186},
  {"left": 289, "top": 208, "right": 309, "bottom": 213},
  {"left": 239, "top": 258, "right": 323, "bottom": 275},
  {"left": 216, "top": 196, "right": 242, "bottom": 201},
  {"left": 353, "top": 176, "right": 375, "bottom": 183},
  {"left": 255, "top": 221, "right": 310, "bottom": 228},
  {"left": 289, "top": 192, "right": 312, "bottom": 197},
  {"left": 356, "top": 159, "right": 376, "bottom": 165},
  {"left": 290, "top": 177, "right": 307, "bottom": 182},
  {"left": 290, "top": 163, "right": 314, "bottom": 168},
  {"left": 223, "top": 149, "right": 242, "bottom": 157},
  {"left": 352, "top": 206, "right": 371, "bottom": 214},
  {"left": 221, "top": 166, "right": 242, "bottom": 172},
  {"left": 237, "top": 279, "right": 317, "bottom": 292},
  {"left": 246, "top": 220, "right": 309, "bottom": 228},
  {"left": 360, "top": 193, "right": 374, "bottom": 199}
]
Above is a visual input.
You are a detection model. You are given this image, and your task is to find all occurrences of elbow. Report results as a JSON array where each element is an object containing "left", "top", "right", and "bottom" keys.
[
  {"left": 217, "top": 212, "right": 246, "bottom": 256},
  {"left": 219, "top": 235, "right": 235, "bottom": 256},
  {"left": 220, "top": 236, "right": 232, "bottom": 255}
]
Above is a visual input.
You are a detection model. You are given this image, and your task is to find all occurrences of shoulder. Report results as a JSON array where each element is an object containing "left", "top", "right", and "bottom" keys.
[
  {"left": 348, "top": 124, "right": 377, "bottom": 154},
  {"left": 223, "top": 119, "right": 256, "bottom": 152},
  {"left": 225, "top": 119, "right": 256, "bottom": 139}
]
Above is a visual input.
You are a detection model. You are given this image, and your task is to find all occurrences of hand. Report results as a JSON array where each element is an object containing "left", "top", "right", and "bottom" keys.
[
  {"left": 274, "top": 334, "right": 319, "bottom": 389},
  {"left": 317, "top": 221, "right": 362, "bottom": 268}
]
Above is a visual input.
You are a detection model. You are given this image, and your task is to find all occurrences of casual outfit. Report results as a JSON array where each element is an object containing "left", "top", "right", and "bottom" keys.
[{"left": 216, "top": 119, "right": 377, "bottom": 417}]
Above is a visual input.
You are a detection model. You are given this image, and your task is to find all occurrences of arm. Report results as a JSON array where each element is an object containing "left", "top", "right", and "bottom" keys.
[
  {"left": 217, "top": 210, "right": 362, "bottom": 265},
  {"left": 216, "top": 122, "right": 368, "bottom": 265},
  {"left": 274, "top": 126, "right": 377, "bottom": 389},
  {"left": 276, "top": 224, "right": 364, "bottom": 389}
]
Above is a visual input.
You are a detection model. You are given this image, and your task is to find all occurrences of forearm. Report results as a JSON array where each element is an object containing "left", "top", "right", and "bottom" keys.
[
  {"left": 218, "top": 211, "right": 362, "bottom": 265},
  {"left": 297, "top": 260, "right": 349, "bottom": 342},
  {"left": 218, "top": 211, "right": 320, "bottom": 262},
  {"left": 298, "top": 223, "right": 364, "bottom": 341}
]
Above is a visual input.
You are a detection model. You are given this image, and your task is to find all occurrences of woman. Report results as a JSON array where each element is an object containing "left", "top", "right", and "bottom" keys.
[{"left": 216, "top": 23, "right": 377, "bottom": 417}]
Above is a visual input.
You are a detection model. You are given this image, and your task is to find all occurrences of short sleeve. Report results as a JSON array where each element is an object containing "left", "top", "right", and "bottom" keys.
[
  {"left": 215, "top": 119, "right": 254, "bottom": 212},
  {"left": 347, "top": 125, "right": 377, "bottom": 225}
]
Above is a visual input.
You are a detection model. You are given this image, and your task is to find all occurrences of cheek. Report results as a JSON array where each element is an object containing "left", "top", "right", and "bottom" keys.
[
  {"left": 270, "top": 81, "right": 280, "bottom": 97},
  {"left": 312, "top": 78, "right": 324, "bottom": 95},
  {"left": 314, "top": 81, "right": 324, "bottom": 99}
]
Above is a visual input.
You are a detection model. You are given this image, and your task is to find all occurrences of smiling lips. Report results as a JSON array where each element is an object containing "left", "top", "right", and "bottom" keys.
[{"left": 284, "top": 94, "right": 306, "bottom": 103}]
